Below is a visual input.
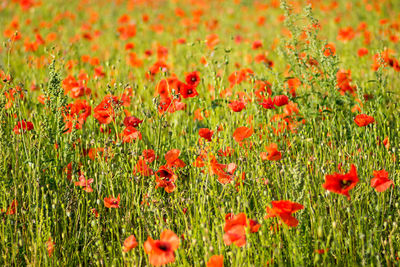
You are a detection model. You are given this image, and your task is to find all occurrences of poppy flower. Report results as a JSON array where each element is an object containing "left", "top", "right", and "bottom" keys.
[
  {"left": 123, "top": 116, "right": 143, "bottom": 127},
  {"left": 123, "top": 235, "right": 138, "bottom": 252},
  {"left": 249, "top": 219, "right": 261, "bottom": 233},
  {"left": 104, "top": 194, "right": 120, "bottom": 208},
  {"left": 315, "top": 248, "right": 328, "bottom": 254},
  {"left": 358, "top": 47, "right": 368, "bottom": 57},
  {"left": 371, "top": 169, "right": 394, "bottom": 192},
  {"left": 74, "top": 174, "right": 94, "bottom": 192},
  {"left": 223, "top": 213, "right": 247, "bottom": 247},
  {"left": 233, "top": 126, "right": 253, "bottom": 143},
  {"left": 323, "top": 43, "right": 336, "bottom": 56},
  {"left": 259, "top": 97, "right": 275, "bottom": 109},
  {"left": 273, "top": 95, "right": 289, "bottom": 107},
  {"left": 3, "top": 199, "right": 17, "bottom": 215},
  {"left": 229, "top": 100, "right": 246, "bottom": 112},
  {"left": 144, "top": 229, "right": 180, "bottom": 266},
  {"left": 185, "top": 71, "right": 201, "bottom": 87},
  {"left": 142, "top": 149, "right": 157, "bottom": 163},
  {"left": 207, "top": 255, "right": 224, "bottom": 267},
  {"left": 165, "top": 149, "right": 186, "bottom": 168},
  {"left": 382, "top": 137, "right": 390, "bottom": 150},
  {"left": 93, "top": 96, "right": 118, "bottom": 124},
  {"left": 158, "top": 96, "right": 172, "bottom": 114},
  {"left": 337, "top": 26, "right": 356, "bottom": 42},
  {"left": 265, "top": 200, "right": 304, "bottom": 227},
  {"left": 180, "top": 84, "right": 198, "bottom": 98},
  {"left": 206, "top": 34, "right": 219, "bottom": 49},
  {"left": 199, "top": 128, "right": 214, "bottom": 142},
  {"left": 91, "top": 208, "right": 99, "bottom": 218},
  {"left": 46, "top": 237, "right": 55, "bottom": 257},
  {"left": 286, "top": 77, "right": 301, "bottom": 97},
  {"left": 63, "top": 99, "right": 91, "bottom": 133},
  {"left": 252, "top": 40, "right": 263, "bottom": 49},
  {"left": 122, "top": 126, "right": 142, "bottom": 143},
  {"left": 322, "top": 164, "right": 358, "bottom": 199},
  {"left": 209, "top": 156, "right": 236, "bottom": 184},
  {"left": 354, "top": 114, "right": 375, "bottom": 127},
  {"left": 155, "top": 166, "right": 177, "bottom": 193},
  {"left": 13, "top": 120, "right": 34, "bottom": 134},
  {"left": 265, "top": 143, "right": 282, "bottom": 161},
  {"left": 337, "top": 70, "right": 356, "bottom": 95}
]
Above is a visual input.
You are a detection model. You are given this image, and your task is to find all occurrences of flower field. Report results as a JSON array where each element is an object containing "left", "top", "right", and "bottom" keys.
[{"left": 1, "top": 0, "right": 400, "bottom": 265}]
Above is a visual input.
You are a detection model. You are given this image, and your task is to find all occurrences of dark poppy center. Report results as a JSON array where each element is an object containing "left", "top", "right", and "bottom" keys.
[
  {"left": 157, "top": 241, "right": 171, "bottom": 252},
  {"left": 340, "top": 180, "right": 351, "bottom": 188},
  {"left": 187, "top": 89, "right": 193, "bottom": 94},
  {"left": 191, "top": 77, "right": 197, "bottom": 82},
  {"left": 158, "top": 170, "right": 171, "bottom": 178}
]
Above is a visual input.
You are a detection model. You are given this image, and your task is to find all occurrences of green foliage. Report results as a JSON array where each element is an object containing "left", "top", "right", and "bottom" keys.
[{"left": 0, "top": 0, "right": 399, "bottom": 266}]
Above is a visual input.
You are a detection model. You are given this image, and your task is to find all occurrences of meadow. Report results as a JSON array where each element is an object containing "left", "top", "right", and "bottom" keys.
[{"left": 0, "top": 0, "right": 400, "bottom": 266}]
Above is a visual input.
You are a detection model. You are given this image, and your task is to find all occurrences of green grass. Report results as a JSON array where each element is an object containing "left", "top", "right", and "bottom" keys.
[{"left": 0, "top": 0, "right": 400, "bottom": 265}]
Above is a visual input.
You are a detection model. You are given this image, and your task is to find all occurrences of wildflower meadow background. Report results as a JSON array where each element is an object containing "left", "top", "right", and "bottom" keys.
[{"left": 1, "top": 0, "right": 400, "bottom": 265}]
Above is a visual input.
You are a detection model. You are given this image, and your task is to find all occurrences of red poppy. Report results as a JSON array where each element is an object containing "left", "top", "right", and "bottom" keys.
[
  {"left": 155, "top": 166, "right": 177, "bottom": 193},
  {"left": 74, "top": 174, "right": 94, "bottom": 192},
  {"left": 93, "top": 96, "right": 118, "bottom": 124},
  {"left": 123, "top": 116, "right": 143, "bottom": 127},
  {"left": 208, "top": 156, "right": 236, "bottom": 184},
  {"left": 158, "top": 96, "right": 172, "bottom": 114},
  {"left": 165, "top": 149, "right": 186, "bottom": 168},
  {"left": 185, "top": 71, "right": 201, "bottom": 87},
  {"left": 249, "top": 219, "right": 261, "bottom": 233},
  {"left": 46, "top": 237, "right": 55, "bottom": 258},
  {"left": 142, "top": 149, "right": 156, "bottom": 163},
  {"left": 354, "top": 114, "right": 375, "bottom": 127},
  {"left": 322, "top": 164, "right": 358, "bottom": 199},
  {"left": 229, "top": 100, "right": 246, "bottom": 112},
  {"left": 207, "top": 255, "right": 224, "bottom": 267},
  {"left": 13, "top": 120, "right": 34, "bottom": 134},
  {"left": 265, "top": 200, "right": 304, "bottom": 227},
  {"left": 123, "top": 235, "right": 138, "bottom": 252},
  {"left": 3, "top": 199, "right": 17, "bottom": 215},
  {"left": 382, "top": 137, "right": 390, "bottom": 150},
  {"left": 315, "top": 248, "right": 328, "bottom": 254},
  {"left": 104, "top": 194, "right": 120, "bottom": 208},
  {"left": 206, "top": 34, "right": 219, "bottom": 49},
  {"left": 337, "top": 70, "right": 356, "bottom": 95},
  {"left": 180, "top": 84, "right": 198, "bottom": 98},
  {"left": 273, "top": 95, "right": 289, "bottom": 107},
  {"left": 233, "top": 126, "right": 253, "bottom": 143},
  {"left": 252, "top": 40, "right": 263, "bottom": 49},
  {"left": 91, "top": 208, "right": 99, "bottom": 218},
  {"left": 223, "top": 213, "right": 247, "bottom": 247},
  {"left": 63, "top": 99, "right": 91, "bottom": 133},
  {"left": 323, "top": 43, "right": 336, "bottom": 56},
  {"left": 286, "top": 77, "right": 301, "bottom": 97},
  {"left": 337, "top": 26, "right": 356, "bottom": 42},
  {"left": 358, "top": 47, "right": 368, "bottom": 57},
  {"left": 259, "top": 97, "right": 275, "bottom": 109},
  {"left": 122, "top": 126, "right": 142, "bottom": 143},
  {"left": 199, "top": 128, "right": 214, "bottom": 142},
  {"left": 144, "top": 229, "right": 180, "bottom": 266},
  {"left": 371, "top": 169, "right": 394, "bottom": 192},
  {"left": 265, "top": 143, "right": 282, "bottom": 161}
]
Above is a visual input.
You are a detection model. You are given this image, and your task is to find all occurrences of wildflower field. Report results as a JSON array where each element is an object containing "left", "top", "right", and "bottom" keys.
[{"left": 1, "top": 0, "right": 400, "bottom": 265}]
